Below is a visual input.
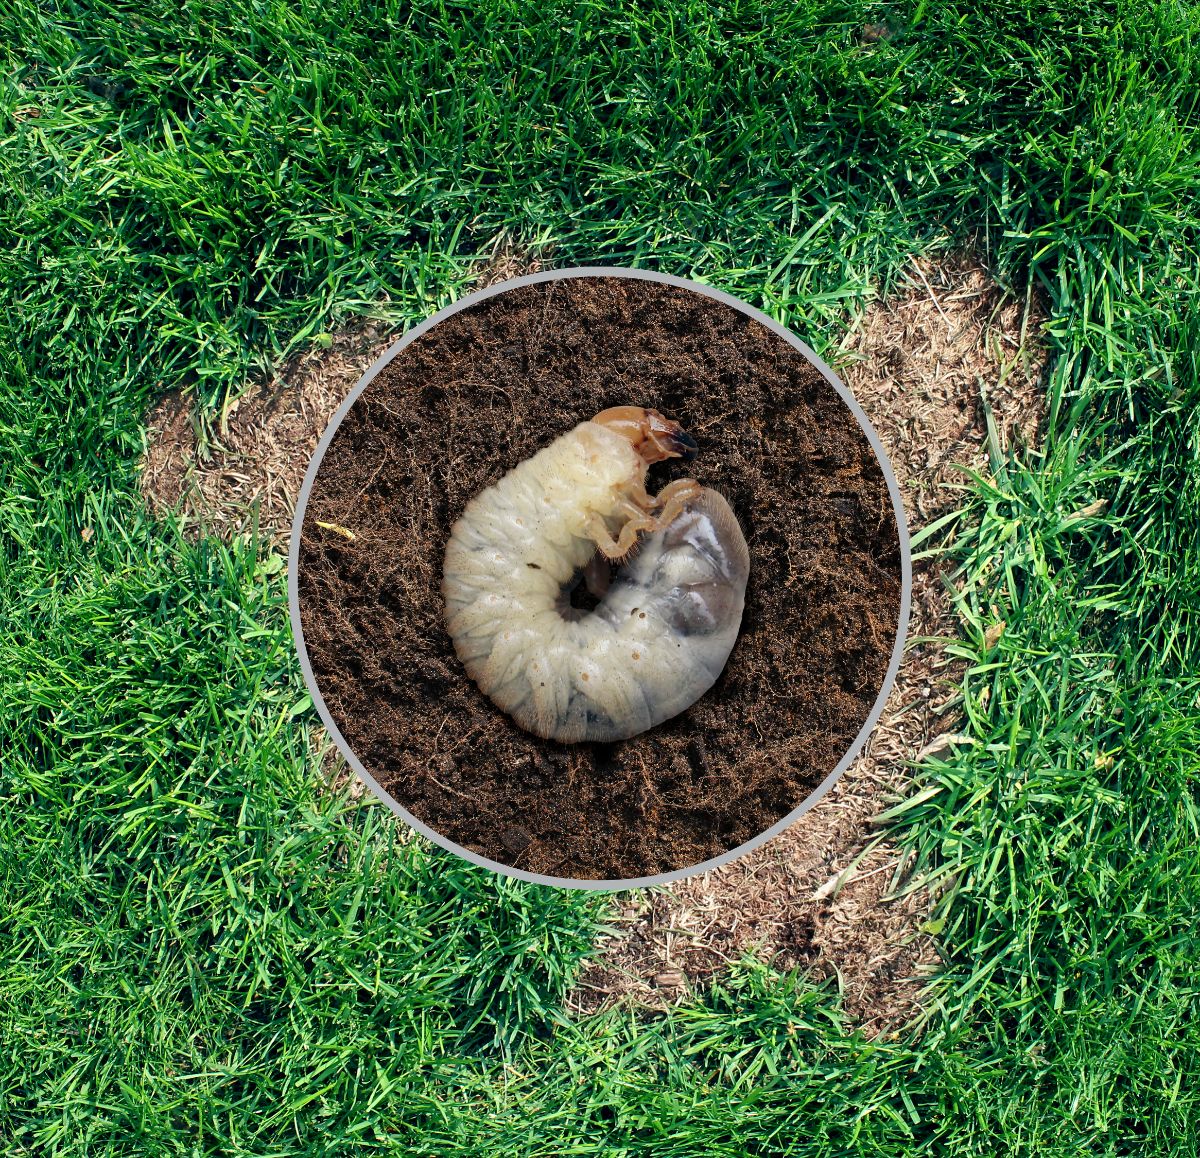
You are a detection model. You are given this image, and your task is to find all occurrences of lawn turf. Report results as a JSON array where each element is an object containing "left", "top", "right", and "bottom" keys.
[{"left": 2, "top": 0, "right": 1199, "bottom": 1153}]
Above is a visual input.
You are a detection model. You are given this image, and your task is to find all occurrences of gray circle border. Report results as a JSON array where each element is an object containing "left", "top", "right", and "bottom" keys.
[{"left": 288, "top": 266, "right": 912, "bottom": 891}]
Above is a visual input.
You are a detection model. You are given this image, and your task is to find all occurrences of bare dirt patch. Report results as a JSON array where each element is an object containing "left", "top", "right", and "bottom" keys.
[
  {"left": 141, "top": 320, "right": 399, "bottom": 545},
  {"left": 568, "top": 253, "right": 1047, "bottom": 1034},
  {"left": 139, "top": 249, "right": 1046, "bottom": 1030}
]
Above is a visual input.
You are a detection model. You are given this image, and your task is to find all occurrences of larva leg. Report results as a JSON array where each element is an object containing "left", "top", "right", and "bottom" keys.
[
  {"left": 590, "top": 480, "right": 707, "bottom": 561},
  {"left": 653, "top": 478, "right": 706, "bottom": 529},
  {"left": 584, "top": 512, "right": 621, "bottom": 559},
  {"left": 585, "top": 511, "right": 659, "bottom": 560},
  {"left": 622, "top": 477, "right": 702, "bottom": 519},
  {"left": 622, "top": 480, "right": 657, "bottom": 512}
]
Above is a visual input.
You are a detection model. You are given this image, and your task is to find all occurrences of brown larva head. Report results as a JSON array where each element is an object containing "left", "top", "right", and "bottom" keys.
[{"left": 592, "top": 406, "right": 698, "bottom": 465}]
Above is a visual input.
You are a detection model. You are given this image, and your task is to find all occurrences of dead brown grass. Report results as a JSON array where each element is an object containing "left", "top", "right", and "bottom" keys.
[
  {"left": 140, "top": 240, "right": 548, "bottom": 804},
  {"left": 138, "top": 248, "right": 1047, "bottom": 1034},
  {"left": 140, "top": 318, "right": 397, "bottom": 546}
]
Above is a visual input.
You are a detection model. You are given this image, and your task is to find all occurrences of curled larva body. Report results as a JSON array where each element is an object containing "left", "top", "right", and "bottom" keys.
[{"left": 442, "top": 407, "right": 750, "bottom": 743}]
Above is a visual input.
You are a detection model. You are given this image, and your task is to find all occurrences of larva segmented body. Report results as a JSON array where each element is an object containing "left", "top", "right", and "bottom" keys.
[{"left": 442, "top": 408, "right": 750, "bottom": 743}]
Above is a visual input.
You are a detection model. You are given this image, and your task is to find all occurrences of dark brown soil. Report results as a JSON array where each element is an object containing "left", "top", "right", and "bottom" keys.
[{"left": 296, "top": 275, "right": 902, "bottom": 880}]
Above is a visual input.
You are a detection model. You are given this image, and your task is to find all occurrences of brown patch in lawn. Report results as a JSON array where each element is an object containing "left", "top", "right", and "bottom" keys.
[
  {"left": 139, "top": 242, "right": 547, "bottom": 807},
  {"left": 567, "top": 252, "right": 1047, "bottom": 1035},
  {"left": 139, "top": 241, "right": 547, "bottom": 544},
  {"left": 139, "top": 247, "right": 1046, "bottom": 1031}
]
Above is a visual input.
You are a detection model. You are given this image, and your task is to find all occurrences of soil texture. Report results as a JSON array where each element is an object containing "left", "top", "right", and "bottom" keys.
[{"left": 296, "top": 275, "right": 902, "bottom": 880}]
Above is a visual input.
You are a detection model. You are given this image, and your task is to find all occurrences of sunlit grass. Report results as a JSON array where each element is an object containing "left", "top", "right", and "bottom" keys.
[{"left": 2, "top": 0, "right": 1198, "bottom": 1152}]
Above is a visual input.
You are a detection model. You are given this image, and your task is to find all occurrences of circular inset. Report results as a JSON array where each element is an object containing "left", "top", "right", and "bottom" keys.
[{"left": 290, "top": 269, "right": 910, "bottom": 888}]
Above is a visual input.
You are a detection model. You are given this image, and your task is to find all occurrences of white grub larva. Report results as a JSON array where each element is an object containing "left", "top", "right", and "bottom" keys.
[{"left": 442, "top": 407, "right": 750, "bottom": 743}]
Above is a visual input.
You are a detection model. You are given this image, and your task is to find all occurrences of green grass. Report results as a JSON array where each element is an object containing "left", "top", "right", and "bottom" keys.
[{"left": 2, "top": 0, "right": 1199, "bottom": 1153}]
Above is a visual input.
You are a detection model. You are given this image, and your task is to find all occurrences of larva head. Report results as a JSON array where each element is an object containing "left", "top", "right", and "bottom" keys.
[{"left": 592, "top": 406, "right": 698, "bottom": 465}]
